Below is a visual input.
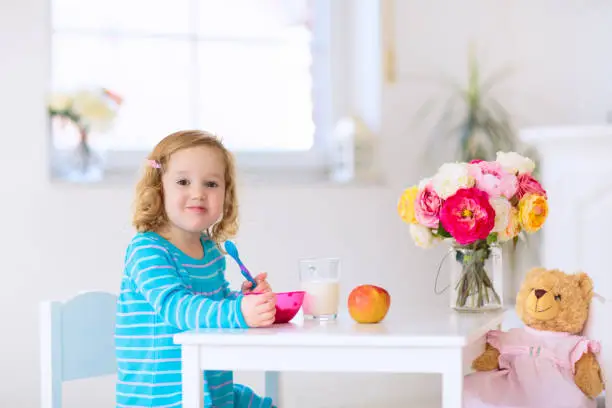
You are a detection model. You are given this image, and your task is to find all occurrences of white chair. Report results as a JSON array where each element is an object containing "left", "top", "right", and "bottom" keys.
[
  {"left": 583, "top": 293, "right": 609, "bottom": 408},
  {"left": 40, "top": 291, "right": 118, "bottom": 408}
]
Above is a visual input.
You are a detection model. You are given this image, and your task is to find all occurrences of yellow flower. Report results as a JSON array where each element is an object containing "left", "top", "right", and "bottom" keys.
[
  {"left": 397, "top": 186, "right": 419, "bottom": 224},
  {"left": 48, "top": 92, "right": 72, "bottom": 112},
  {"left": 518, "top": 194, "right": 548, "bottom": 233},
  {"left": 499, "top": 206, "right": 521, "bottom": 242}
]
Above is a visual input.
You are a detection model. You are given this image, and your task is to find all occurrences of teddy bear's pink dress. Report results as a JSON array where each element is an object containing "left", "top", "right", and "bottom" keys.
[{"left": 463, "top": 326, "right": 601, "bottom": 408}]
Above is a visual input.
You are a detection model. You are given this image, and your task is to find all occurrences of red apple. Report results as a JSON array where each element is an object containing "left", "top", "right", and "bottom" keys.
[{"left": 348, "top": 284, "right": 391, "bottom": 324}]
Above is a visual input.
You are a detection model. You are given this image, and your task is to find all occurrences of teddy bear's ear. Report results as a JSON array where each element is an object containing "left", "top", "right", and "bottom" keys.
[{"left": 575, "top": 272, "right": 594, "bottom": 300}]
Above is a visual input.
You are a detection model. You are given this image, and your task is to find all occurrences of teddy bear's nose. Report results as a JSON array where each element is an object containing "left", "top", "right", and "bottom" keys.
[{"left": 534, "top": 289, "right": 547, "bottom": 299}]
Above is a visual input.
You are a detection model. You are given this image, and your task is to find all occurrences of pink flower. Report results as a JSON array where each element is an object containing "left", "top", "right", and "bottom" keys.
[
  {"left": 440, "top": 187, "right": 496, "bottom": 245},
  {"left": 468, "top": 161, "right": 518, "bottom": 199},
  {"left": 516, "top": 173, "right": 547, "bottom": 200},
  {"left": 415, "top": 182, "right": 442, "bottom": 228}
]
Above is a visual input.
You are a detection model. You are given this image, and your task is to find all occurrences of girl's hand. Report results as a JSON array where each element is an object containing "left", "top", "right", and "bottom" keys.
[
  {"left": 240, "top": 291, "right": 276, "bottom": 327},
  {"left": 241, "top": 272, "right": 273, "bottom": 294}
]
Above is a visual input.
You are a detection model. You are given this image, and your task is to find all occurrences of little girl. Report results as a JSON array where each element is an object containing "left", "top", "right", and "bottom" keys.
[{"left": 115, "top": 130, "right": 277, "bottom": 408}]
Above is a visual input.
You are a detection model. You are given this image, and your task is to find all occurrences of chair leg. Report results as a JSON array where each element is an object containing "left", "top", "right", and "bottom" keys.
[{"left": 264, "top": 371, "right": 280, "bottom": 404}]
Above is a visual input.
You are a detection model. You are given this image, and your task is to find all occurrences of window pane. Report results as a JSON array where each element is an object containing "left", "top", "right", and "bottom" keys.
[
  {"left": 52, "top": 0, "right": 113, "bottom": 31},
  {"left": 52, "top": 34, "right": 115, "bottom": 91},
  {"left": 197, "top": 35, "right": 315, "bottom": 151},
  {"left": 52, "top": 34, "right": 193, "bottom": 150},
  {"left": 107, "top": 39, "right": 193, "bottom": 150},
  {"left": 198, "top": 0, "right": 310, "bottom": 38},
  {"left": 50, "top": 0, "right": 320, "bottom": 154},
  {"left": 111, "top": 0, "right": 191, "bottom": 35},
  {"left": 51, "top": 34, "right": 115, "bottom": 149},
  {"left": 52, "top": 0, "right": 191, "bottom": 35}
]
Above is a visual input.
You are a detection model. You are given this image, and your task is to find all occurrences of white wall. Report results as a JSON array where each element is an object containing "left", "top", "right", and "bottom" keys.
[{"left": 1, "top": 1, "right": 611, "bottom": 407}]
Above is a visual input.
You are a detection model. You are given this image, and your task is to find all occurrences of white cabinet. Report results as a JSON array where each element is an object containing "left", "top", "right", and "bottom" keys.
[{"left": 520, "top": 125, "right": 612, "bottom": 300}]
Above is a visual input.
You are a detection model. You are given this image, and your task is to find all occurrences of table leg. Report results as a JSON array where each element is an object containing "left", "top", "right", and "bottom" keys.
[
  {"left": 442, "top": 352, "right": 463, "bottom": 408},
  {"left": 264, "top": 371, "right": 280, "bottom": 404},
  {"left": 182, "top": 345, "right": 203, "bottom": 408}
]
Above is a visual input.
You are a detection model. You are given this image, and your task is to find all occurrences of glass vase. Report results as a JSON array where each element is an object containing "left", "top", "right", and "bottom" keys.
[
  {"left": 51, "top": 125, "right": 105, "bottom": 183},
  {"left": 449, "top": 241, "right": 503, "bottom": 312}
]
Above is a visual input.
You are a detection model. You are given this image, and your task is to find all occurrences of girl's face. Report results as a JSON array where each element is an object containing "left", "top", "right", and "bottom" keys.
[{"left": 161, "top": 145, "right": 226, "bottom": 238}]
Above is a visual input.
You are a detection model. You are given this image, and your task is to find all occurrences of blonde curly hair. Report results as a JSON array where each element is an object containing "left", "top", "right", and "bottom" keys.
[{"left": 132, "top": 129, "right": 239, "bottom": 245}]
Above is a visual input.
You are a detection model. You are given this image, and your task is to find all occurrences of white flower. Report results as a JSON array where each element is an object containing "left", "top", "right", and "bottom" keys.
[
  {"left": 72, "top": 90, "right": 118, "bottom": 131},
  {"left": 418, "top": 177, "right": 432, "bottom": 189},
  {"left": 495, "top": 151, "right": 535, "bottom": 175},
  {"left": 489, "top": 197, "right": 511, "bottom": 233},
  {"left": 48, "top": 93, "right": 72, "bottom": 112},
  {"left": 431, "top": 162, "right": 474, "bottom": 199},
  {"left": 409, "top": 224, "right": 436, "bottom": 249}
]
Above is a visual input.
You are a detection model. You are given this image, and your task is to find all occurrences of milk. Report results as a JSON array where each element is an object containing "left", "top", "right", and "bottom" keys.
[{"left": 301, "top": 279, "right": 340, "bottom": 319}]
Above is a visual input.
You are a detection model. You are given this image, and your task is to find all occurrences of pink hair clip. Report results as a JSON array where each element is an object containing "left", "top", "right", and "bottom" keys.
[{"left": 148, "top": 159, "right": 161, "bottom": 169}]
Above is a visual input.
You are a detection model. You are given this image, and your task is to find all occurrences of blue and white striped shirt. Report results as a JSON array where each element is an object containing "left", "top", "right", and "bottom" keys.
[{"left": 115, "top": 231, "right": 274, "bottom": 408}]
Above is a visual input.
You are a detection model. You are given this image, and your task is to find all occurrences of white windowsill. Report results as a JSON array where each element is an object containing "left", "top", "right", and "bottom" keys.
[
  {"left": 48, "top": 166, "right": 386, "bottom": 189},
  {"left": 48, "top": 146, "right": 386, "bottom": 189}
]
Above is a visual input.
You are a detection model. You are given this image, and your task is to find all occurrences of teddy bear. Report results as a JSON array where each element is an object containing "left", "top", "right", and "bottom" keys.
[{"left": 463, "top": 267, "right": 605, "bottom": 408}]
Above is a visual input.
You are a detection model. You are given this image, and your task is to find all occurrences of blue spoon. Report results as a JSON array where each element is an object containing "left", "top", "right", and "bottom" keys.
[{"left": 224, "top": 241, "right": 259, "bottom": 291}]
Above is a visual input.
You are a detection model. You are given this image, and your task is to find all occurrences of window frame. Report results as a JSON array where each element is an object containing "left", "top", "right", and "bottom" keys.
[{"left": 49, "top": 0, "right": 352, "bottom": 182}]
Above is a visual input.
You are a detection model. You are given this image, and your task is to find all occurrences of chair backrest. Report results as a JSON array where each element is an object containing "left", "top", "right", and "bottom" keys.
[
  {"left": 40, "top": 291, "right": 118, "bottom": 408},
  {"left": 583, "top": 293, "right": 609, "bottom": 407}
]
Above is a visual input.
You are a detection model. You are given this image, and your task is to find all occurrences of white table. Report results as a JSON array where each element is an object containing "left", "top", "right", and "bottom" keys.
[{"left": 174, "top": 307, "right": 507, "bottom": 408}]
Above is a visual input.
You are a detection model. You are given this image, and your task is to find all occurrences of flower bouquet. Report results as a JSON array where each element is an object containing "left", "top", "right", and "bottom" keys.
[
  {"left": 397, "top": 152, "right": 548, "bottom": 311},
  {"left": 48, "top": 87, "right": 123, "bottom": 134},
  {"left": 48, "top": 87, "right": 123, "bottom": 182}
]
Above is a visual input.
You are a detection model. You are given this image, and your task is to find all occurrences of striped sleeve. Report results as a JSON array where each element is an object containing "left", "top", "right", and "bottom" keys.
[
  {"left": 222, "top": 279, "right": 242, "bottom": 299},
  {"left": 126, "top": 240, "right": 248, "bottom": 329}
]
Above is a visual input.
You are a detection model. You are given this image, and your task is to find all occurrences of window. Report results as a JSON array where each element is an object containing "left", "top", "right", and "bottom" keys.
[{"left": 50, "top": 0, "right": 335, "bottom": 175}]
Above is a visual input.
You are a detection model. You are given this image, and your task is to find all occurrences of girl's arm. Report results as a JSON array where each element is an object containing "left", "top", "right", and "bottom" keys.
[
  {"left": 126, "top": 239, "right": 248, "bottom": 330},
  {"left": 221, "top": 276, "right": 242, "bottom": 299}
]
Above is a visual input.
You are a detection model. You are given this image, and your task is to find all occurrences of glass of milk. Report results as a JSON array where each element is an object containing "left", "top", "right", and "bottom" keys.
[{"left": 299, "top": 257, "right": 340, "bottom": 320}]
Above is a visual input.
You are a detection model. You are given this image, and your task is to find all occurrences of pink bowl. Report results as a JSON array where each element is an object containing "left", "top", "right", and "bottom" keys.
[
  {"left": 246, "top": 290, "right": 305, "bottom": 324},
  {"left": 273, "top": 290, "right": 305, "bottom": 323}
]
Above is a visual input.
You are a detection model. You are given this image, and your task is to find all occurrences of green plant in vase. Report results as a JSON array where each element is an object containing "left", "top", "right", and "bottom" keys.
[
  {"left": 417, "top": 44, "right": 539, "bottom": 172},
  {"left": 48, "top": 87, "right": 123, "bottom": 182}
]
